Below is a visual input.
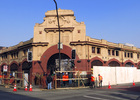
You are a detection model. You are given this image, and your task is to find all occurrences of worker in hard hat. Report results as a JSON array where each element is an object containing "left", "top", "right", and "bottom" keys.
[
  {"left": 90, "top": 74, "right": 95, "bottom": 89},
  {"left": 98, "top": 74, "right": 103, "bottom": 88}
]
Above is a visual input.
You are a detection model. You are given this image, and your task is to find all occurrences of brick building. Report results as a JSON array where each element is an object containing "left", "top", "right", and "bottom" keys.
[{"left": 0, "top": 9, "right": 140, "bottom": 84}]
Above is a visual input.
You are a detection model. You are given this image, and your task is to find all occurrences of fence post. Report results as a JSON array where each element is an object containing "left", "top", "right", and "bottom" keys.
[
  {"left": 8, "top": 71, "right": 10, "bottom": 87},
  {"left": 22, "top": 71, "right": 24, "bottom": 87},
  {"left": 19, "top": 72, "right": 21, "bottom": 87},
  {"left": 95, "top": 77, "right": 98, "bottom": 87},
  {"left": 55, "top": 71, "right": 57, "bottom": 89},
  {"left": 2, "top": 72, "right": 4, "bottom": 85},
  {"left": 15, "top": 71, "right": 17, "bottom": 85},
  {"left": 78, "top": 70, "right": 79, "bottom": 88}
]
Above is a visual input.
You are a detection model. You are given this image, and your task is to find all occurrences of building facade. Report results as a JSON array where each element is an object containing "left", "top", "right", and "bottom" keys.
[{"left": 0, "top": 9, "right": 140, "bottom": 83}]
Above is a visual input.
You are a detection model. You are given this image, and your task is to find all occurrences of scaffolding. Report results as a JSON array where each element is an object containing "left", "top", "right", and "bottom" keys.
[
  {"left": 0, "top": 71, "right": 26, "bottom": 89},
  {"left": 54, "top": 70, "right": 92, "bottom": 89}
]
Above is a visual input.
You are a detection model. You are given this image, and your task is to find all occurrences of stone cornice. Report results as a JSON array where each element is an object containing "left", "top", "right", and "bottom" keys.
[
  {"left": 32, "top": 42, "right": 49, "bottom": 47},
  {"left": 0, "top": 42, "right": 49, "bottom": 54},
  {"left": 44, "top": 27, "right": 74, "bottom": 33},
  {"left": 70, "top": 41, "right": 140, "bottom": 53}
]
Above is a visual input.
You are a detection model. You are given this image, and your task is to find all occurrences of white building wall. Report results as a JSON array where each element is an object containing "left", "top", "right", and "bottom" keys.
[{"left": 136, "top": 70, "right": 140, "bottom": 82}]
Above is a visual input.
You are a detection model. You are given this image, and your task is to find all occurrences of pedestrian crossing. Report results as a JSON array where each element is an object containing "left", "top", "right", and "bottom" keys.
[{"left": 84, "top": 90, "right": 140, "bottom": 100}]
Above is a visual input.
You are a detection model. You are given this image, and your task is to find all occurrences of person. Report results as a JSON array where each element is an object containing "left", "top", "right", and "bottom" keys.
[
  {"left": 0, "top": 75, "right": 2, "bottom": 84},
  {"left": 90, "top": 74, "right": 95, "bottom": 89},
  {"left": 98, "top": 74, "right": 103, "bottom": 88},
  {"left": 68, "top": 72, "right": 73, "bottom": 86},
  {"left": 62, "top": 73, "right": 69, "bottom": 87},
  {"left": 45, "top": 74, "right": 48, "bottom": 89},
  {"left": 47, "top": 74, "right": 53, "bottom": 89}
]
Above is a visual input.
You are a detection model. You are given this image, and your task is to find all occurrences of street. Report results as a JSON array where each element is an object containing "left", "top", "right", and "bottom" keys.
[{"left": 0, "top": 85, "right": 140, "bottom": 100}]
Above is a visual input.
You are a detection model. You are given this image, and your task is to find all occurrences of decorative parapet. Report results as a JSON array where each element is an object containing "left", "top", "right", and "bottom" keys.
[{"left": 45, "top": 8, "right": 74, "bottom": 17}]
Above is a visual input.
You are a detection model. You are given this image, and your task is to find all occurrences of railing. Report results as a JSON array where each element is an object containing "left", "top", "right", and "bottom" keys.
[
  {"left": 54, "top": 71, "right": 92, "bottom": 89},
  {"left": 0, "top": 71, "right": 26, "bottom": 89}
]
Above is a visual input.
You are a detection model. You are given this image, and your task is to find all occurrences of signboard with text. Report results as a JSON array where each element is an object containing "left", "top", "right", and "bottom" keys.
[{"left": 3, "top": 65, "right": 8, "bottom": 72}]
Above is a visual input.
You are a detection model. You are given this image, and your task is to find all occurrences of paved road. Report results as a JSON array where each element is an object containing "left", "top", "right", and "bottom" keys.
[{"left": 0, "top": 86, "right": 140, "bottom": 100}]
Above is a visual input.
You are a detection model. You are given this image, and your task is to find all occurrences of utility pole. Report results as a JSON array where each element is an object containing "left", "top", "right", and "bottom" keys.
[{"left": 53, "top": 0, "right": 61, "bottom": 71}]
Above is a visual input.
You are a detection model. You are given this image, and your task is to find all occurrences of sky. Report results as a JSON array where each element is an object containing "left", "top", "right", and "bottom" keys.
[{"left": 0, "top": 0, "right": 140, "bottom": 48}]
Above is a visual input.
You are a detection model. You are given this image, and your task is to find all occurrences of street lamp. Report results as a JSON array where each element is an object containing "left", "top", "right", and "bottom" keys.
[{"left": 53, "top": 0, "right": 61, "bottom": 71}]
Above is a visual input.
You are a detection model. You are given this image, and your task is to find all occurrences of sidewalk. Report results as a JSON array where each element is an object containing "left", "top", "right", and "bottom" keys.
[
  {"left": 33, "top": 82, "right": 140, "bottom": 92},
  {"left": 1, "top": 82, "right": 140, "bottom": 92}
]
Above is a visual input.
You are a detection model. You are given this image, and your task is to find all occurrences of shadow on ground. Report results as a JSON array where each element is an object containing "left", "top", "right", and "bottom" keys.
[
  {"left": 111, "top": 86, "right": 140, "bottom": 100},
  {"left": 123, "top": 86, "right": 140, "bottom": 92},
  {"left": 0, "top": 90, "right": 43, "bottom": 100}
]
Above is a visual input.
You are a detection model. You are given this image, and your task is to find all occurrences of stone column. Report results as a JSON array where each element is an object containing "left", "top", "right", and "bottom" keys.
[{"left": 18, "top": 63, "right": 22, "bottom": 79}]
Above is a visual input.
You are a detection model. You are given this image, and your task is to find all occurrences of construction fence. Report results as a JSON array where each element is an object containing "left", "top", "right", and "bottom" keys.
[
  {"left": 0, "top": 71, "right": 28, "bottom": 88},
  {"left": 93, "top": 66, "right": 140, "bottom": 86},
  {"left": 54, "top": 71, "right": 92, "bottom": 89}
]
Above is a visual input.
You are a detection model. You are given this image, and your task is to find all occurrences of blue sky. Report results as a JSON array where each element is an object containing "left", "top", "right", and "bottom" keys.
[{"left": 0, "top": 0, "right": 140, "bottom": 48}]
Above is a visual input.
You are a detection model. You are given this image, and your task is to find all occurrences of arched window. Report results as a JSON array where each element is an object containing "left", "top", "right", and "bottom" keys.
[{"left": 108, "top": 61, "right": 120, "bottom": 67}]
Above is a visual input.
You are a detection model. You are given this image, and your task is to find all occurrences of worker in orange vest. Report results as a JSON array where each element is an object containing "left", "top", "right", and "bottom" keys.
[
  {"left": 90, "top": 74, "right": 95, "bottom": 89},
  {"left": 0, "top": 75, "right": 2, "bottom": 84},
  {"left": 98, "top": 74, "right": 103, "bottom": 88},
  {"left": 0, "top": 75, "right": 2, "bottom": 78},
  {"left": 62, "top": 73, "right": 69, "bottom": 86}
]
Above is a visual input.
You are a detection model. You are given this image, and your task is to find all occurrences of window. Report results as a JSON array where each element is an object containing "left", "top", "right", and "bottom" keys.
[
  {"left": 23, "top": 50, "right": 26, "bottom": 56},
  {"left": 137, "top": 54, "right": 139, "bottom": 59},
  {"left": 131, "top": 53, "right": 133, "bottom": 58},
  {"left": 14, "top": 53, "right": 16, "bottom": 58},
  {"left": 128, "top": 53, "right": 130, "bottom": 58},
  {"left": 11, "top": 54, "right": 13, "bottom": 59},
  {"left": 78, "top": 30, "right": 81, "bottom": 33},
  {"left": 92, "top": 47, "right": 95, "bottom": 53},
  {"left": 108, "top": 50, "right": 111, "bottom": 55},
  {"left": 112, "top": 50, "right": 115, "bottom": 56},
  {"left": 116, "top": 51, "right": 119, "bottom": 56},
  {"left": 39, "top": 31, "right": 42, "bottom": 34},
  {"left": 97, "top": 48, "right": 100, "bottom": 54},
  {"left": 16, "top": 52, "right": 18, "bottom": 58},
  {"left": 125, "top": 52, "right": 126, "bottom": 57}
]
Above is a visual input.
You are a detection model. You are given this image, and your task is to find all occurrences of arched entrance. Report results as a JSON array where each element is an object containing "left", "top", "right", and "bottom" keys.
[
  {"left": 125, "top": 62, "right": 134, "bottom": 67},
  {"left": 108, "top": 61, "right": 120, "bottom": 67},
  {"left": 47, "top": 53, "right": 70, "bottom": 75},
  {"left": 10, "top": 63, "right": 18, "bottom": 77},
  {"left": 22, "top": 61, "right": 31, "bottom": 84},
  {"left": 91, "top": 60, "right": 103, "bottom": 67},
  {"left": 138, "top": 64, "right": 140, "bottom": 69},
  {"left": 22, "top": 61, "right": 31, "bottom": 73}
]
